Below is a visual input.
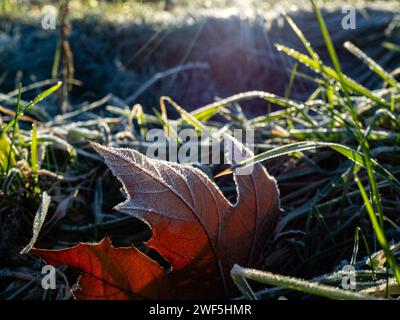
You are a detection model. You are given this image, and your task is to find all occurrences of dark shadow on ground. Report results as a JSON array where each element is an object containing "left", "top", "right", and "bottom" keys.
[{"left": 0, "top": 7, "right": 398, "bottom": 116}]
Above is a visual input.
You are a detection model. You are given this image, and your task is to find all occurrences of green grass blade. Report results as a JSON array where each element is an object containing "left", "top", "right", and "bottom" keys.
[
  {"left": 285, "top": 15, "right": 320, "bottom": 61},
  {"left": 0, "top": 132, "right": 15, "bottom": 174},
  {"left": 31, "top": 123, "right": 39, "bottom": 194},
  {"left": 219, "top": 141, "right": 400, "bottom": 192},
  {"left": 355, "top": 174, "right": 400, "bottom": 283},
  {"left": 51, "top": 40, "right": 61, "bottom": 79},
  {"left": 160, "top": 96, "right": 205, "bottom": 133},
  {"left": 23, "top": 81, "right": 62, "bottom": 113},
  {"left": 191, "top": 91, "right": 303, "bottom": 123},
  {"left": 3, "top": 81, "right": 62, "bottom": 133},
  {"left": 275, "top": 44, "right": 390, "bottom": 108},
  {"left": 383, "top": 42, "right": 400, "bottom": 53},
  {"left": 344, "top": 41, "right": 399, "bottom": 89}
]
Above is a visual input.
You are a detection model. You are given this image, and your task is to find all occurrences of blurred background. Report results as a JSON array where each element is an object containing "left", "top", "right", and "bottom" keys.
[{"left": 1, "top": 0, "right": 399, "bottom": 117}]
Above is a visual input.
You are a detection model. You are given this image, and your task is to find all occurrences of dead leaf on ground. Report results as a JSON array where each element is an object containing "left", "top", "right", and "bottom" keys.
[{"left": 32, "top": 134, "right": 281, "bottom": 299}]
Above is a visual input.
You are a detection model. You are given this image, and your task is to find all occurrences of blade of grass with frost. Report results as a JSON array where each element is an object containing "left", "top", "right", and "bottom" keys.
[
  {"left": 160, "top": 96, "right": 205, "bottom": 133},
  {"left": 313, "top": 207, "right": 334, "bottom": 243},
  {"left": 209, "top": 91, "right": 318, "bottom": 127},
  {"left": 355, "top": 174, "right": 400, "bottom": 283},
  {"left": 391, "top": 94, "right": 395, "bottom": 113},
  {"left": 190, "top": 103, "right": 223, "bottom": 123},
  {"left": 3, "top": 82, "right": 62, "bottom": 134},
  {"left": 352, "top": 227, "right": 376, "bottom": 280},
  {"left": 284, "top": 128, "right": 398, "bottom": 143},
  {"left": 284, "top": 63, "right": 297, "bottom": 130},
  {"left": 344, "top": 41, "right": 399, "bottom": 89},
  {"left": 106, "top": 106, "right": 160, "bottom": 125},
  {"left": 129, "top": 104, "right": 147, "bottom": 137},
  {"left": 231, "top": 264, "right": 380, "bottom": 300},
  {"left": 249, "top": 106, "right": 302, "bottom": 125},
  {"left": 383, "top": 42, "right": 400, "bottom": 53},
  {"left": 363, "top": 109, "right": 397, "bottom": 142},
  {"left": 284, "top": 62, "right": 299, "bottom": 99},
  {"left": 285, "top": 15, "right": 320, "bottom": 62},
  {"left": 285, "top": 15, "right": 335, "bottom": 107},
  {"left": 0, "top": 132, "right": 15, "bottom": 174},
  {"left": 275, "top": 44, "right": 390, "bottom": 108},
  {"left": 215, "top": 141, "right": 400, "bottom": 192},
  {"left": 159, "top": 96, "right": 172, "bottom": 136},
  {"left": 20, "top": 192, "right": 51, "bottom": 254},
  {"left": 231, "top": 271, "right": 257, "bottom": 300},
  {"left": 350, "top": 227, "right": 360, "bottom": 266},
  {"left": 31, "top": 123, "right": 39, "bottom": 194},
  {"left": 5, "top": 79, "right": 60, "bottom": 98},
  {"left": 285, "top": 67, "right": 323, "bottom": 86},
  {"left": 152, "top": 108, "right": 179, "bottom": 143},
  {"left": 191, "top": 91, "right": 304, "bottom": 122},
  {"left": 21, "top": 81, "right": 62, "bottom": 113},
  {"left": 51, "top": 40, "right": 61, "bottom": 79},
  {"left": 26, "top": 134, "right": 77, "bottom": 160},
  {"left": 51, "top": 94, "right": 111, "bottom": 124}
]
